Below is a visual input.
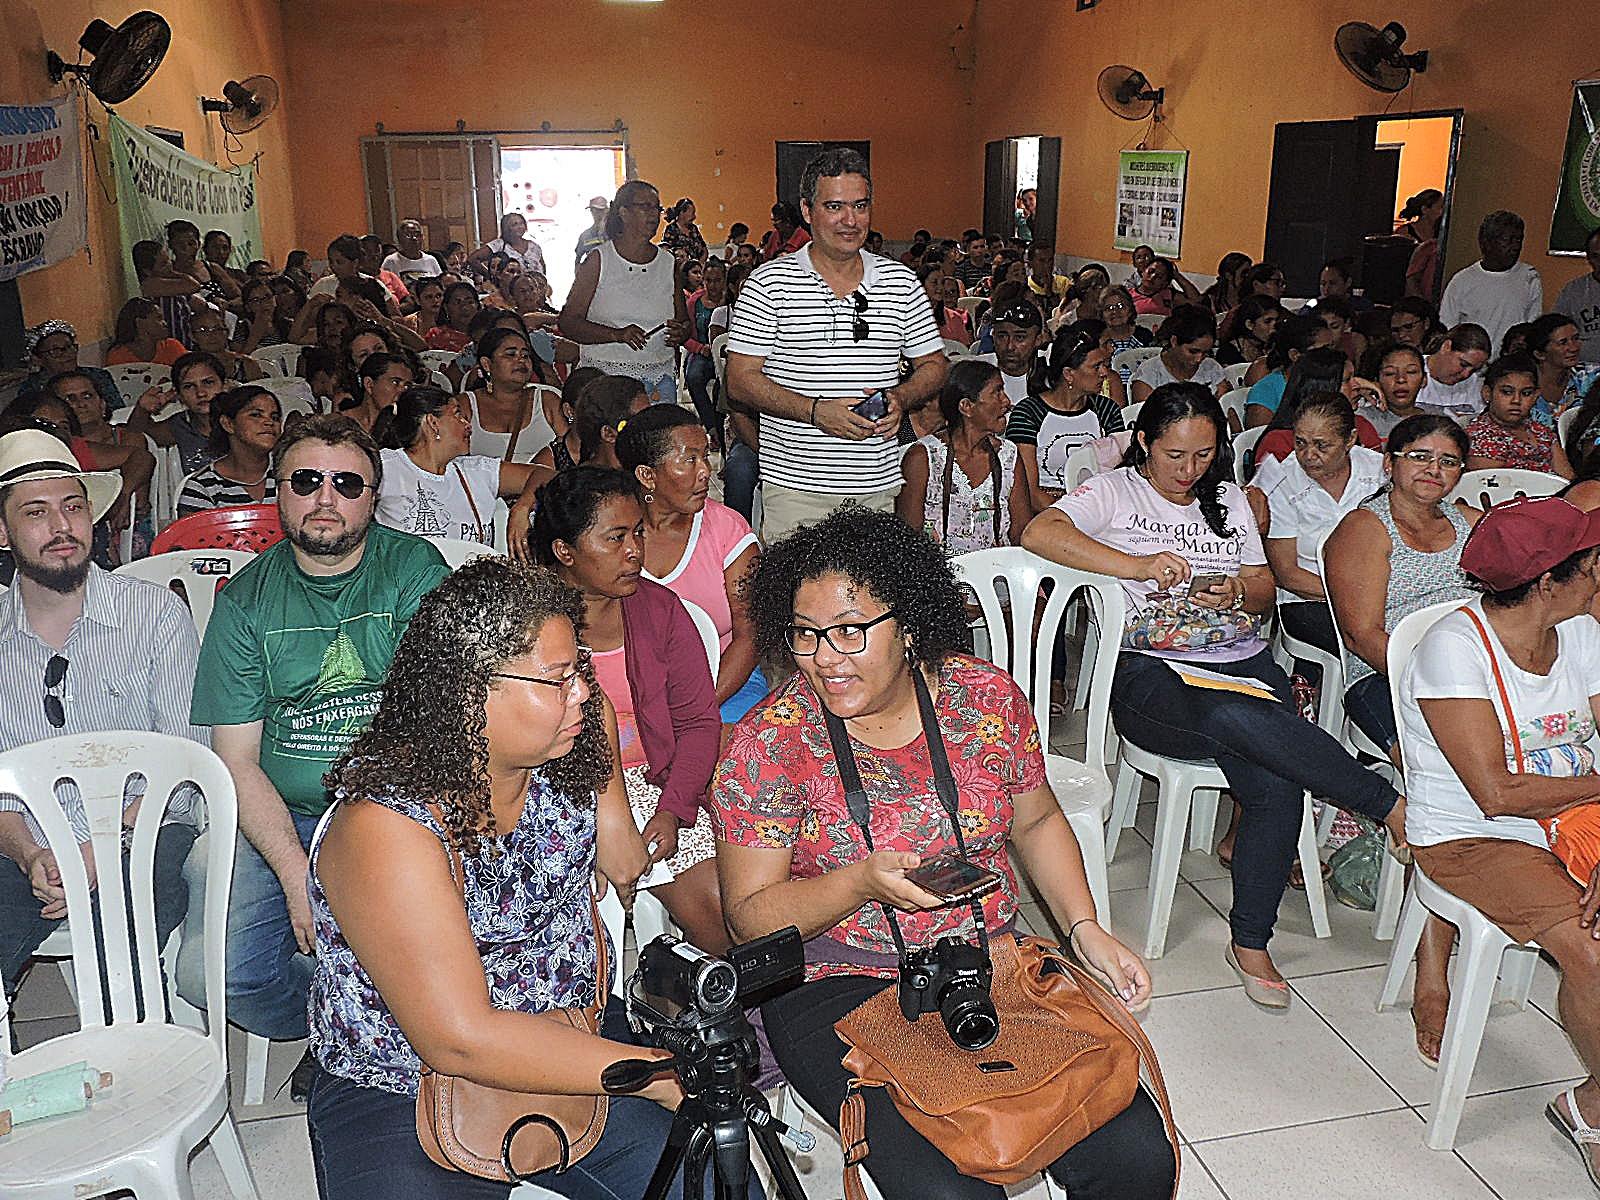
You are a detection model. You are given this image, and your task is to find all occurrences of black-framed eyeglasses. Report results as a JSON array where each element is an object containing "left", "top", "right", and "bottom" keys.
[
  {"left": 785, "top": 611, "right": 897, "bottom": 656},
  {"left": 283, "top": 469, "right": 376, "bottom": 499},
  {"left": 851, "top": 291, "right": 869, "bottom": 342},
  {"left": 43, "top": 655, "right": 68, "bottom": 729},
  {"left": 492, "top": 647, "right": 592, "bottom": 699}
]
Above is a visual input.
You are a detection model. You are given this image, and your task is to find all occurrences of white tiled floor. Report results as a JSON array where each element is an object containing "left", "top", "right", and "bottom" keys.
[{"left": 9, "top": 794, "right": 1594, "bottom": 1199}]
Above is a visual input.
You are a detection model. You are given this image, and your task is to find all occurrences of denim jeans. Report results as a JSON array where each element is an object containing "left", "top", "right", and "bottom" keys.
[
  {"left": 1111, "top": 649, "right": 1399, "bottom": 950},
  {"left": 1, "top": 824, "right": 195, "bottom": 1006},
  {"left": 722, "top": 440, "right": 759, "bottom": 526},
  {"left": 175, "top": 810, "right": 321, "bottom": 1039},
  {"left": 307, "top": 1000, "right": 764, "bottom": 1200},
  {"left": 1344, "top": 672, "right": 1397, "bottom": 752},
  {"left": 684, "top": 353, "right": 719, "bottom": 439}
]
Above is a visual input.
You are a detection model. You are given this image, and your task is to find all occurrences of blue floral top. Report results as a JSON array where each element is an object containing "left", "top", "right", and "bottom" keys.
[{"left": 307, "top": 768, "right": 605, "bottom": 1096}]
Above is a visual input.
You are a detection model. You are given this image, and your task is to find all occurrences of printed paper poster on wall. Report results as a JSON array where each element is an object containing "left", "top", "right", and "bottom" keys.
[
  {"left": 1551, "top": 80, "right": 1600, "bottom": 255},
  {"left": 108, "top": 114, "right": 263, "bottom": 293},
  {"left": 0, "top": 98, "right": 88, "bottom": 282},
  {"left": 1113, "top": 149, "right": 1187, "bottom": 259}
]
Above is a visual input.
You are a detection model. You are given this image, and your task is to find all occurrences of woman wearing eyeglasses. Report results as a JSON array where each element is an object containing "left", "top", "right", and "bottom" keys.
[
  {"left": 531, "top": 466, "right": 727, "bottom": 952},
  {"left": 559, "top": 180, "right": 690, "bottom": 405},
  {"left": 1323, "top": 414, "right": 1480, "bottom": 1066},
  {"left": 711, "top": 507, "right": 1173, "bottom": 1200},
  {"left": 375, "top": 385, "right": 545, "bottom": 548}
]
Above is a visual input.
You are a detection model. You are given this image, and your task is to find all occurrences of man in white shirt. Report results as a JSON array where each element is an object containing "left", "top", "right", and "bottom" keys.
[
  {"left": 976, "top": 299, "right": 1045, "bottom": 404},
  {"left": 726, "top": 148, "right": 948, "bottom": 541},
  {"left": 1439, "top": 210, "right": 1543, "bottom": 353},
  {"left": 1555, "top": 227, "right": 1600, "bottom": 362},
  {"left": 381, "top": 219, "right": 442, "bottom": 282},
  {"left": 1417, "top": 324, "right": 1493, "bottom": 420}
]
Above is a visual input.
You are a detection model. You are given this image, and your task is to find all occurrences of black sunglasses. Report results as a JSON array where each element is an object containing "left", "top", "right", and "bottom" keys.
[
  {"left": 852, "top": 291, "right": 869, "bottom": 342},
  {"left": 44, "top": 655, "right": 68, "bottom": 729},
  {"left": 283, "top": 468, "right": 375, "bottom": 499}
]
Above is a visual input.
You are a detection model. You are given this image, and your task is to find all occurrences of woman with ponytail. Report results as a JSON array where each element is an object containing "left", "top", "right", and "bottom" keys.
[{"left": 1024, "top": 382, "right": 1410, "bottom": 1007}]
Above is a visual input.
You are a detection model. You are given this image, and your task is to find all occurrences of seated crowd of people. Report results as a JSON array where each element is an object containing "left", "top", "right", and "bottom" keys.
[{"left": 6, "top": 144, "right": 1600, "bottom": 1199}]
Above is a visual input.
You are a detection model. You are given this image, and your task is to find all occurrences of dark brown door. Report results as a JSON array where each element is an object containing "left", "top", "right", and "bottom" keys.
[{"left": 1263, "top": 117, "right": 1385, "bottom": 295}]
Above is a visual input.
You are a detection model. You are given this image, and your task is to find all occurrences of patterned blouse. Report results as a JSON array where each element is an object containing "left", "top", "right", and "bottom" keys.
[
  {"left": 711, "top": 655, "right": 1046, "bottom": 981},
  {"left": 1465, "top": 412, "right": 1557, "bottom": 474},
  {"left": 307, "top": 768, "right": 604, "bottom": 1097}
]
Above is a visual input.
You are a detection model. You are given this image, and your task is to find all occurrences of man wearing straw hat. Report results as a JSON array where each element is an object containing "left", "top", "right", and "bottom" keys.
[{"left": 0, "top": 429, "right": 204, "bottom": 997}]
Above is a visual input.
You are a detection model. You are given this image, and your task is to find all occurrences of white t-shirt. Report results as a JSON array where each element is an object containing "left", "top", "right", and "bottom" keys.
[
  {"left": 465, "top": 391, "right": 555, "bottom": 466},
  {"left": 375, "top": 448, "right": 501, "bottom": 546},
  {"left": 308, "top": 272, "right": 400, "bottom": 303},
  {"left": 1253, "top": 446, "right": 1386, "bottom": 604},
  {"left": 1417, "top": 361, "right": 1484, "bottom": 419},
  {"left": 382, "top": 251, "right": 442, "bottom": 278},
  {"left": 1438, "top": 260, "right": 1543, "bottom": 353},
  {"left": 1400, "top": 602, "right": 1600, "bottom": 848},
  {"left": 974, "top": 354, "right": 1033, "bottom": 404},
  {"left": 1130, "top": 353, "right": 1226, "bottom": 395},
  {"left": 1051, "top": 465, "right": 1268, "bottom": 661},
  {"left": 1555, "top": 272, "right": 1600, "bottom": 363},
  {"left": 486, "top": 236, "right": 547, "bottom": 276}
]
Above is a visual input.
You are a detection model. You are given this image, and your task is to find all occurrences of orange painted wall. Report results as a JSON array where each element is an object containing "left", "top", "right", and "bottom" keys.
[
  {"left": 277, "top": 0, "right": 982, "bottom": 258},
  {"left": 972, "top": 0, "right": 1591, "bottom": 295},
  {"left": 1377, "top": 116, "right": 1453, "bottom": 224},
  {"left": 1, "top": 0, "right": 299, "bottom": 347}
]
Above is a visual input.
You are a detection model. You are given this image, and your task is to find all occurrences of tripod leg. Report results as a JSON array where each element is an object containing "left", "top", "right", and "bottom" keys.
[
  {"left": 708, "top": 1113, "right": 751, "bottom": 1200},
  {"left": 641, "top": 1104, "right": 701, "bottom": 1200},
  {"left": 750, "top": 1118, "right": 811, "bottom": 1200},
  {"left": 683, "top": 1125, "right": 715, "bottom": 1199}
]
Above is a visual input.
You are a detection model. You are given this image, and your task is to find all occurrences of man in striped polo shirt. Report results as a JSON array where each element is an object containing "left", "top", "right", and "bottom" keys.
[{"left": 726, "top": 148, "right": 949, "bottom": 541}]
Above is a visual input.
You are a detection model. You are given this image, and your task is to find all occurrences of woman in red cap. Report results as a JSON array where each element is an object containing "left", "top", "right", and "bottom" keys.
[{"left": 1401, "top": 494, "right": 1600, "bottom": 1190}]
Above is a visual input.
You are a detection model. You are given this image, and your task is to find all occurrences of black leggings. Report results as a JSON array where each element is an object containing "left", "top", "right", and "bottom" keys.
[{"left": 763, "top": 974, "right": 1176, "bottom": 1200}]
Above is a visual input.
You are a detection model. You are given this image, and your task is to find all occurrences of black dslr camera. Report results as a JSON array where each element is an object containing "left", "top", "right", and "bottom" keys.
[{"left": 899, "top": 935, "right": 1000, "bottom": 1051}]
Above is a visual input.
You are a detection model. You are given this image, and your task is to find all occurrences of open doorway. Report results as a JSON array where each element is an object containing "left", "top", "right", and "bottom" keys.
[
  {"left": 984, "top": 136, "right": 1061, "bottom": 246},
  {"left": 499, "top": 145, "right": 625, "bottom": 303}
]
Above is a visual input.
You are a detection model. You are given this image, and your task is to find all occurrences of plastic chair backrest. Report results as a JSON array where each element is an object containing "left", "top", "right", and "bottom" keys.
[
  {"left": 1061, "top": 442, "right": 1102, "bottom": 491},
  {"left": 711, "top": 333, "right": 730, "bottom": 391},
  {"left": 0, "top": 733, "right": 236, "bottom": 1050},
  {"left": 1233, "top": 426, "right": 1267, "bottom": 485},
  {"left": 113, "top": 549, "right": 255, "bottom": 637},
  {"left": 433, "top": 536, "right": 501, "bottom": 570},
  {"left": 679, "top": 597, "right": 722, "bottom": 680},
  {"left": 1219, "top": 387, "right": 1246, "bottom": 431},
  {"left": 1386, "top": 601, "right": 1464, "bottom": 776},
  {"left": 1446, "top": 468, "right": 1565, "bottom": 511},
  {"left": 150, "top": 503, "right": 284, "bottom": 554},
  {"left": 952, "top": 548, "right": 1126, "bottom": 776},
  {"left": 1111, "top": 347, "right": 1161, "bottom": 377},
  {"left": 1222, "top": 362, "right": 1252, "bottom": 392},
  {"left": 257, "top": 375, "right": 319, "bottom": 419},
  {"left": 955, "top": 295, "right": 985, "bottom": 316},
  {"left": 105, "top": 362, "right": 168, "bottom": 406},
  {"left": 1134, "top": 313, "right": 1164, "bottom": 333},
  {"left": 419, "top": 348, "right": 458, "bottom": 375},
  {"left": 943, "top": 338, "right": 972, "bottom": 358},
  {"left": 1120, "top": 400, "right": 1144, "bottom": 428},
  {"left": 251, "top": 343, "right": 301, "bottom": 377},
  {"left": 1559, "top": 406, "right": 1580, "bottom": 450}
]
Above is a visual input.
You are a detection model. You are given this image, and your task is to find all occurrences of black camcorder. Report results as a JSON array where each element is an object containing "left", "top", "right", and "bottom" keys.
[{"left": 898, "top": 934, "right": 1000, "bottom": 1051}]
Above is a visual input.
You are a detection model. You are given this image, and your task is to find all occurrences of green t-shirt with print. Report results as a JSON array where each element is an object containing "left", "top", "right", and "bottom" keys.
[{"left": 191, "top": 523, "right": 451, "bottom": 816}]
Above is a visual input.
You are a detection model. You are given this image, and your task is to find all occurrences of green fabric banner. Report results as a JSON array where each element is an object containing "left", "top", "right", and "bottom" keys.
[
  {"left": 108, "top": 114, "right": 263, "bottom": 292},
  {"left": 1551, "top": 80, "right": 1600, "bottom": 255}
]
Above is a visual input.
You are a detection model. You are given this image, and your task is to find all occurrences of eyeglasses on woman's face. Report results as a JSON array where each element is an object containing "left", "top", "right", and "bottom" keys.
[
  {"left": 492, "top": 647, "right": 593, "bottom": 701},
  {"left": 785, "top": 610, "right": 897, "bottom": 656},
  {"left": 1393, "top": 448, "right": 1464, "bottom": 471}
]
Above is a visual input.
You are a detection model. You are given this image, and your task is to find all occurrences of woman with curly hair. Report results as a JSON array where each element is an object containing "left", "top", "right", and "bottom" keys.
[
  {"left": 712, "top": 506, "right": 1173, "bottom": 1200},
  {"left": 532, "top": 466, "right": 726, "bottom": 950},
  {"left": 305, "top": 557, "right": 701, "bottom": 1200},
  {"left": 1023, "top": 382, "right": 1409, "bottom": 1007}
]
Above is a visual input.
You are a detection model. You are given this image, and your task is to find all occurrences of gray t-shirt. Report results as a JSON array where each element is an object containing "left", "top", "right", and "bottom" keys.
[{"left": 1556, "top": 272, "right": 1600, "bottom": 363}]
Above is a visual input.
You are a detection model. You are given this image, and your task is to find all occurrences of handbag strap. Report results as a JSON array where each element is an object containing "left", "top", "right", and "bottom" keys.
[
  {"left": 938, "top": 435, "right": 1003, "bottom": 547},
  {"left": 502, "top": 387, "right": 533, "bottom": 463},
  {"left": 453, "top": 463, "right": 487, "bottom": 545},
  {"left": 1458, "top": 605, "right": 1526, "bottom": 773},
  {"left": 819, "top": 667, "right": 988, "bottom": 958}
]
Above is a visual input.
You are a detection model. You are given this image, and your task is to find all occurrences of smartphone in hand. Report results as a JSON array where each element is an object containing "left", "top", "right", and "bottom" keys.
[
  {"left": 851, "top": 390, "right": 890, "bottom": 421},
  {"left": 904, "top": 854, "right": 1004, "bottom": 906},
  {"left": 1190, "top": 573, "right": 1229, "bottom": 592}
]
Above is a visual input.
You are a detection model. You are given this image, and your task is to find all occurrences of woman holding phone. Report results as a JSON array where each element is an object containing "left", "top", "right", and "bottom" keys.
[{"left": 560, "top": 180, "right": 690, "bottom": 405}]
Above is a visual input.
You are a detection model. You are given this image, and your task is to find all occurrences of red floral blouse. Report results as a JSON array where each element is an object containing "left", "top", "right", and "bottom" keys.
[
  {"left": 1465, "top": 412, "right": 1556, "bottom": 473},
  {"left": 711, "top": 654, "right": 1047, "bottom": 980}
]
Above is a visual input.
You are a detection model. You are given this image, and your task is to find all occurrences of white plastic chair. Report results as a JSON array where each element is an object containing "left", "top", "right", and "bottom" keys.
[
  {"left": 1446, "top": 468, "right": 1565, "bottom": 511},
  {"left": 432, "top": 536, "right": 500, "bottom": 570},
  {"left": 679, "top": 597, "right": 722, "bottom": 680},
  {"left": 113, "top": 550, "right": 256, "bottom": 637},
  {"left": 955, "top": 295, "right": 985, "bottom": 317},
  {"left": 1222, "top": 362, "right": 1252, "bottom": 393},
  {"left": 1558, "top": 405, "right": 1580, "bottom": 451},
  {"left": 255, "top": 375, "right": 319, "bottom": 420},
  {"left": 710, "top": 333, "right": 731, "bottom": 397},
  {"left": 248, "top": 343, "right": 301, "bottom": 378},
  {"left": 1232, "top": 426, "right": 1267, "bottom": 485},
  {"left": 1061, "top": 442, "right": 1102, "bottom": 492},
  {"left": 1119, "top": 400, "right": 1144, "bottom": 429},
  {"left": 1111, "top": 347, "right": 1161, "bottom": 378},
  {"left": 1376, "top": 601, "right": 1539, "bottom": 1151},
  {"left": 105, "top": 362, "right": 168, "bottom": 406},
  {"left": 952, "top": 549, "right": 1123, "bottom": 923},
  {"left": 419, "top": 348, "right": 459, "bottom": 376},
  {"left": 942, "top": 337, "right": 972, "bottom": 359},
  {"left": 1134, "top": 313, "right": 1164, "bottom": 333},
  {"left": 1218, "top": 386, "right": 1246, "bottom": 434},
  {"left": 0, "top": 733, "right": 258, "bottom": 1199}
]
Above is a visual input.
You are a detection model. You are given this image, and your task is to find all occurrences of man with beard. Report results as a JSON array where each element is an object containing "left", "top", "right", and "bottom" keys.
[
  {"left": 0, "top": 430, "right": 204, "bottom": 995},
  {"left": 180, "top": 415, "right": 448, "bottom": 1095}
]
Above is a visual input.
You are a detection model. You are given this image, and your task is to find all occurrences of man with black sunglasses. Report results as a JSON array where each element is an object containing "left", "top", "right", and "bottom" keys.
[
  {"left": 180, "top": 415, "right": 450, "bottom": 1090},
  {"left": 0, "top": 430, "right": 204, "bottom": 997}
]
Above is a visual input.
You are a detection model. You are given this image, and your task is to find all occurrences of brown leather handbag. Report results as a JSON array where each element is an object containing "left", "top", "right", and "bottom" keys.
[{"left": 414, "top": 833, "right": 609, "bottom": 1183}]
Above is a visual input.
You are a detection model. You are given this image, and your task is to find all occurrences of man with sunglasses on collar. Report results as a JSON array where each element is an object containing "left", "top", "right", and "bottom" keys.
[
  {"left": 0, "top": 429, "right": 203, "bottom": 999},
  {"left": 726, "top": 148, "right": 949, "bottom": 542},
  {"left": 179, "top": 415, "right": 449, "bottom": 1092}
]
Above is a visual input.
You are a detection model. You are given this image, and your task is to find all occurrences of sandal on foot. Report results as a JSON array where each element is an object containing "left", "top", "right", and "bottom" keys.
[
  {"left": 1225, "top": 945, "right": 1290, "bottom": 1010},
  {"left": 1216, "top": 850, "right": 1233, "bottom": 873},
  {"left": 1288, "top": 859, "right": 1333, "bottom": 892},
  {"left": 1545, "top": 1087, "right": 1600, "bottom": 1193},
  {"left": 1410, "top": 1010, "right": 1442, "bottom": 1070}
]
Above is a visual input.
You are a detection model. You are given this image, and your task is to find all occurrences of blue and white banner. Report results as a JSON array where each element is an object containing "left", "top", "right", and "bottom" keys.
[{"left": 0, "top": 97, "right": 88, "bottom": 281}]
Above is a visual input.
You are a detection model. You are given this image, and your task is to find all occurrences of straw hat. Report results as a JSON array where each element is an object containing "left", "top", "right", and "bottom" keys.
[{"left": 0, "top": 429, "right": 122, "bottom": 522}]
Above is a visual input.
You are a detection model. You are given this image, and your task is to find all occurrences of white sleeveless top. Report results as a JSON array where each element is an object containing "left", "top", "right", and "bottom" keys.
[
  {"left": 466, "top": 390, "right": 555, "bottom": 466},
  {"left": 577, "top": 240, "right": 676, "bottom": 381}
]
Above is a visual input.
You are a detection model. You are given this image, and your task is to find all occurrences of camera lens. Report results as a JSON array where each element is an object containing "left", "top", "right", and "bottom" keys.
[
  {"left": 941, "top": 983, "right": 1000, "bottom": 1051},
  {"left": 694, "top": 959, "right": 740, "bottom": 1014}
]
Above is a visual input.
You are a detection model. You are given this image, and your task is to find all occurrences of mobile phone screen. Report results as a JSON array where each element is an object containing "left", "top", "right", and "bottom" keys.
[
  {"left": 852, "top": 391, "right": 889, "bottom": 420},
  {"left": 905, "top": 854, "right": 1003, "bottom": 904},
  {"left": 1190, "top": 573, "right": 1228, "bottom": 592}
]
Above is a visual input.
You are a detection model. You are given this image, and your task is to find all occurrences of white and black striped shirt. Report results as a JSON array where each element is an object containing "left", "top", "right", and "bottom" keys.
[
  {"left": 0, "top": 568, "right": 208, "bottom": 846},
  {"left": 727, "top": 247, "right": 944, "bottom": 494},
  {"left": 177, "top": 465, "right": 277, "bottom": 517}
]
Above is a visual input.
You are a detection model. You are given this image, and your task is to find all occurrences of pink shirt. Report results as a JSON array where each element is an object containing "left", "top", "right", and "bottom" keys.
[
  {"left": 644, "top": 500, "right": 757, "bottom": 655},
  {"left": 592, "top": 646, "right": 647, "bottom": 769},
  {"left": 1131, "top": 287, "right": 1174, "bottom": 317}
]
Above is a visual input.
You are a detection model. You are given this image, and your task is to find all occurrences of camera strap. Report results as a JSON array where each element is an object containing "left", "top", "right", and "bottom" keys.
[{"left": 821, "top": 666, "right": 989, "bottom": 958}]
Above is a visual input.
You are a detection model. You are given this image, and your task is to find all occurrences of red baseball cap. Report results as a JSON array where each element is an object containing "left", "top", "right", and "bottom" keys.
[{"left": 1459, "top": 495, "right": 1600, "bottom": 591}]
